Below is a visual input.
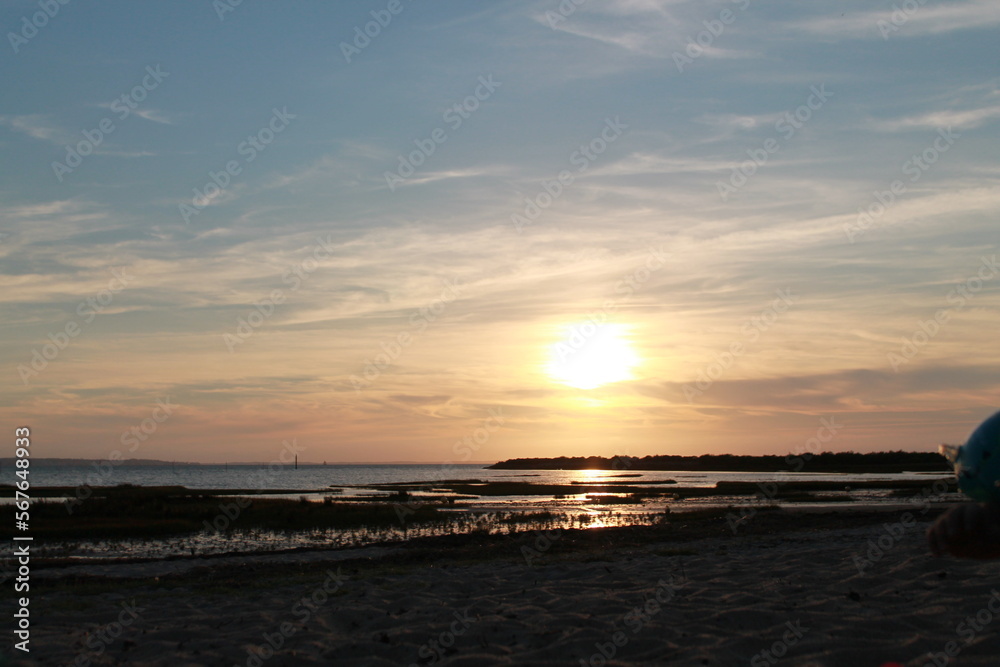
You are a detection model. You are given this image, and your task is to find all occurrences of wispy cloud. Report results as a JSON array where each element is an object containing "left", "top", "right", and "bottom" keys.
[
  {"left": 795, "top": 0, "right": 1000, "bottom": 39},
  {"left": 533, "top": 0, "right": 760, "bottom": 61},
  {"left": 188, "top": 183, "right": 244, "bottom": 209},
  {"left": 871, "top": 105, "right": 1000, "bottom": 132},
  {"left": 396, "top": 167, "right": 502, "bottom": 188},
  {"left": 586, "top": 152, "right": 728, "bottom": 177},
  {"left": 265, "top": 142, "right": 391, "bottom": 190},
  {"left": 0, "top": 114, "right": 67, "bottom": 143},
  {"left": 643, "top": 365, "right": 1000, "bottom": 414},
  {"left": 95, "top": 149, "right": 158, "bottom": 158},
  {"left": 2, "top": 3, "right": 998, "bottom": 461},
  {"left": 134, "top": 108, "right": 173, "bottom": 125},
  {"left": 695, "top": 113, "right": 773, "bottom": 131},
  {"left": 5, "top": 200, "right": 81, "bottom": 218}
]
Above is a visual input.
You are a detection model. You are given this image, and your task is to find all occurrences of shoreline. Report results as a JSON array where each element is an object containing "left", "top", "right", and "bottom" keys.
[
  {"left": 11, "top": 476, "right": 961, "bottom": 562},
  {"left": 25, "top": 504, "right": 952, "bottom": 578},
  {"left": 11, "top": 504, "right": 1000, "bottom": 666}
]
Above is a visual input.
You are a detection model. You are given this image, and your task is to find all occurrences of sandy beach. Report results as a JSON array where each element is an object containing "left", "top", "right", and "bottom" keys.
[{"left": 7, "top": 507, "right": 1000, "bottom": 667}]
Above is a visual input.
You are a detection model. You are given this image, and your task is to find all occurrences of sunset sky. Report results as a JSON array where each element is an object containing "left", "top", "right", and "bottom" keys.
[{"left": 2, "top": 1, "right": 999, "bottom": 463}]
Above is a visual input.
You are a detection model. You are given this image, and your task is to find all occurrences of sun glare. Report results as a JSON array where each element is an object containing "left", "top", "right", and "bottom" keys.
[{"left": 546, "top": 322, "right": 639, "bottom": 389}]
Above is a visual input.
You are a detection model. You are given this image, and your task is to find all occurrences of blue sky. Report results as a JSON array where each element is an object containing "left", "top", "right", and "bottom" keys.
[{"left": 2, "top": 0, "right": 999, "bottom": 463}]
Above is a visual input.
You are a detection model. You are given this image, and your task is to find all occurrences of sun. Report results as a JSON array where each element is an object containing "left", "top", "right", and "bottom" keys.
[{"left": 546, "top": 322, "right": 639, "bottom": 389}]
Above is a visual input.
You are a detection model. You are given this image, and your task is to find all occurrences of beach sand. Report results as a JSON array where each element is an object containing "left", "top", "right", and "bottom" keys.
[{"left": 9, "top": 507, "right": 1000, "bottom": 666}]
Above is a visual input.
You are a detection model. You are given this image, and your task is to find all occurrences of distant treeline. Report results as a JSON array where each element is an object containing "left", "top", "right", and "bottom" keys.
[{"left": 488, "top": 451, "right": 950, "bottom": 473}]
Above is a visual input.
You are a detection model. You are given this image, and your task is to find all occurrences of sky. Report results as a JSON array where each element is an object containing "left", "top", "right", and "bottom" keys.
[{"left": 2, "top": 0, "right": 999, "bottom": 464}]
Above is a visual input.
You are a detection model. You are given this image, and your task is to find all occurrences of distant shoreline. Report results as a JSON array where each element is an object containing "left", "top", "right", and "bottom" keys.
[
  {"left": 3, "top": 451, "right": 951, "bottom": 473},
  {"left": 489, "top": 451, "right": 950, "bottom": 473}
]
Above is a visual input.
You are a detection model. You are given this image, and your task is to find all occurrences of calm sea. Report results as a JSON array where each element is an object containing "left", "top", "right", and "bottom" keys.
[
  {"left": 14, "top": 463, "right": 958, "bottom": 560},
  {"left": 15, "top": 462, "right": 946, "bottom": 491}
]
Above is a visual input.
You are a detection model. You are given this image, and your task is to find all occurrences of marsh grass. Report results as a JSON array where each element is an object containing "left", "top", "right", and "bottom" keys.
[
  {"left": 0, "top": 486, "right": 450, "bottom": 540},
  {"left": 6, "top": 477, "right": 952, "bottom": 560}
]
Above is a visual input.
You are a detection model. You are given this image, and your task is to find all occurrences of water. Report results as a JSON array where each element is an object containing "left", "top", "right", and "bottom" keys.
[
  {"left": 14, "top": 462, "right": 945, "bottom": 491},
  {"left": 17, "top": 463, "right": 957, "bottom": 561},
  {"left": 37, "top": 511, "right": 653, "bottom": 562},
  {"left": 18, "top": 462, "right": 491, "bottom": 490}
]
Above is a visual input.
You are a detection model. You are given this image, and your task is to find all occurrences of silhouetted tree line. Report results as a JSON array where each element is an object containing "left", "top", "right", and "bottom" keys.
[{"left": 488, "top": 451, "right": 949, "bottom": 472}]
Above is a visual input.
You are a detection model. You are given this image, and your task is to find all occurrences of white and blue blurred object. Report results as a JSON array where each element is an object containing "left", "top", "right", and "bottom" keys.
[{"left": 941, "top": 411, "right": 1000, "bottom": 503}]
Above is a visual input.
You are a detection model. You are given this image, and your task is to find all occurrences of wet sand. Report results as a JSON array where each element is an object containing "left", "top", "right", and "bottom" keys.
[{"left": 8, "top": 507, "right": 1000, "bottom": 666}]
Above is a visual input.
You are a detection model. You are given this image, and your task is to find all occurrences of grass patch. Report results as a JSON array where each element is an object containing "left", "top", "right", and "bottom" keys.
[{"left": 0, "top": 487, "right": 452, "bottom": 540}]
